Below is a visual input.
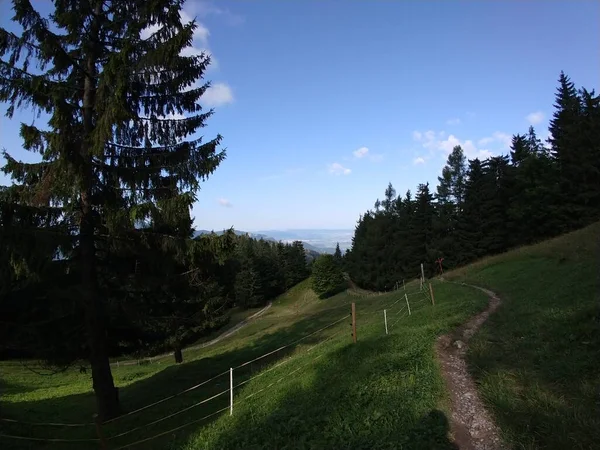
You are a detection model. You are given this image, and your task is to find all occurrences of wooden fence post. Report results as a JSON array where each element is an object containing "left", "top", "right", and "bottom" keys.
[
  {"left": 429, "top": 283, "right": 435, "bottom": 306},
  {"left": 405, "top": 293, "right": 411, "bottom": 316},
  {"left": 93, "top": 414, "right": 107, "bottom": 450},
  {"left": 351, "top": 302, "right": 357, "bottom": 344}
]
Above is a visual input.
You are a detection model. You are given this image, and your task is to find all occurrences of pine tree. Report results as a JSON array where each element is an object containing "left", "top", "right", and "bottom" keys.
[
  {"left": 548, "top": 71, "right": 584, "bottom": 227},
  {"left": 576, "top": 88, "right": 600, "bottom": 221},
  {"left": 458, "top": 158, "right": 486, "bottom": 262},
  {"left": 311, "top": 254, "right": 345, "bottom": 298},
  {"left": 510, "top": 134, "right": 530, "bottom": 166},
  {"left": 479, "top": 156, "right": 513, "bottom": 254},
  {"left": 333, "top": 242, "right": 342, "bottom": 263},
  {"left": 413, "top": 183, "right": 436, "bottom": 276},
  {"left": 0, "top": 0, "right": 223, "bottom": 419},
  {"left": 434, "top": 146, "right": 466, "bottom": 267}
]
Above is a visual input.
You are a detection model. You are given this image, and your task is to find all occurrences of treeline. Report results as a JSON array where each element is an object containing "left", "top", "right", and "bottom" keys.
[
  {"left": 0, "top": 0, "right": 313, "bottom": 419},
  {"left": 0, "top": 227, "right": 310, "bottom": 362},
  {"left": 346, "top": 72, "right": 600, "bottom": 290},
  {"left": 227, "top": 235, "right": 310, "bottom": 308}
]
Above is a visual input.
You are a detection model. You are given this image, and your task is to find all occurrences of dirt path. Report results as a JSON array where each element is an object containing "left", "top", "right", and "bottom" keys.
[
  {"left": 111, "top": 302, "right": 272, "bottom": 367},
  {"left": 191, "top": 302, "right": 272, "bottom": 350},
  {"left": 436, "top": 282, "right": 505, "bottom": 450}
]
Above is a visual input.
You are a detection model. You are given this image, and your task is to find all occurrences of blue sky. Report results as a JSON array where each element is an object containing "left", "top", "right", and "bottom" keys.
[{"left": 1, "top": 1, "right": 599, "bottom": 232}]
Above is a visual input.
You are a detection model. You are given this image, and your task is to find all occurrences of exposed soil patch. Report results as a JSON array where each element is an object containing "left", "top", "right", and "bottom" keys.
[{"left": 436, "top": 283, "right": 505, "bottom": 450}]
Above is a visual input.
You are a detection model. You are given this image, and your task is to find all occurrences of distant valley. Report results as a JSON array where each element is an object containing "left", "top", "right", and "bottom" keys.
[{"left": 193, "top": 228, "right": 353, "bottom": 254}]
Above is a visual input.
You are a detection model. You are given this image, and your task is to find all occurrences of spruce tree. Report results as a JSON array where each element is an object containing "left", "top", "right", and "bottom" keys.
[
  {"left": 578, "top": 88, "right": 600, "bottom": 219},
  {"left": 0, "top": 0, "right": 224, "bottom": 419},
  {"left": 333, "top": 242, "right": 342, "bottom": 263},
  {"left": 548, "top": 71, "right": 584, "bottom": 227},
  {"left": 311, "top": 254, "right": 345, "bottom": 298},
  {"left": 413, "top": 183, "right": 435, "bottom": 276},
  {"left": 509, "top": 134, "right": 530, "bottom": 166},
  {"left": 458, "top": 158, "right": 486, "bottom": 262}
]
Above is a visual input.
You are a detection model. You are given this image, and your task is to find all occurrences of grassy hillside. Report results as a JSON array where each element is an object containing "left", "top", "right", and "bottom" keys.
[
  {"left": 0, "top": 278, "right": 489, "bottom": 449},
  {"left": 447, "top": 222, "right": 600, "bottom": 450}
]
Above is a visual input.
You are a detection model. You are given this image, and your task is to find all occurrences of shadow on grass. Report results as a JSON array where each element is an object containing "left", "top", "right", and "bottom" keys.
[
  {"left": 183, "top": 332, "right": 458, "bottom": 450},
  {"left": 0, "top": 307, "right": 357, "bottom": 450},
  {"left": 2, "top": 288, "right": 470, "bottom": 450}
]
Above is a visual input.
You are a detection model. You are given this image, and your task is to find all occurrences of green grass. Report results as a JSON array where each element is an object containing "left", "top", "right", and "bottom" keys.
[
  {"left": 0, "top": 278, "right": 489, "bottom": 449},
  {"left": 447, "top": 222, "right": 600, "bottom": 450}
]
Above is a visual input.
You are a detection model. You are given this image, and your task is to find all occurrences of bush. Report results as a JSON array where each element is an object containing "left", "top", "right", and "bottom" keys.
[{"left": 311, "top": 254, "right": 346, "bottom": 298}]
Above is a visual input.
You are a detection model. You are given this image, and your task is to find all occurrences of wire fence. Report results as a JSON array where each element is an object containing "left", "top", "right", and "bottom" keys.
[{"left": 0, "top": 273, "right": 438, "bottom": 449}]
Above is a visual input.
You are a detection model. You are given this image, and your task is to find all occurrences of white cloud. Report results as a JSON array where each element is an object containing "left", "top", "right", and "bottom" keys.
[
  {"left": 492, "top": 131, "right": 511, "bottom": 149},
  {"left": 203, "top": 83, "right": 234, "bottom": 107},
  {"left": 413, "top": 157, "right": 425, "bottom": 165},
  {"left": 218, "top": 198, "right": 232, "bottom": 207},
  {"left": 477, "top": 132, "right": 510, "bottom": 150},
  {"left": 158, "top": 112, "right": 186, "bottom": 120},
  {"left": 351, "top": 146, "right": 383, "bottom": 162},
  {"left": 328, "top": 163, "right": 351, "bottom": 176},
  {"left": 543, "top": 131, "right": 553, "bottom": 149},
  {"left": 179, "top": 10, "right": 210, "bottom": 45},
  {"left": 180, "top": 46, "right": 218, "bottom": 68},
  {"left": 140, "top": 8, "right": 219, "bottom": 72},
  {"left": 188, "top": 2, "right": 245, "bottom": 26},
  {"left": 526, "top": 111, "right": 545, "bottom": 125},
  {"left": 478, "top": 149, "right": 494, "bottom": 159},
  {"left": 413, "top": 129, "right": 509, "bottom": 161},
  {"left": 353, "top": 147, "right": 369, "bottom": 158},
  {"left": 140, "top": 23, "right": 160, "bottom": 40},
  {"left": 446, "top": 118, "right": 461, "bottom": 125}
]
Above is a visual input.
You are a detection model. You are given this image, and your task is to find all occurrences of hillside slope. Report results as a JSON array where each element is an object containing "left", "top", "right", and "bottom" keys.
[
  {"left": 447, "top": 222, "right": 600, "bottom": 449},
  {"left": 1, "top": 278, "right": 490, "bottom": 449}
]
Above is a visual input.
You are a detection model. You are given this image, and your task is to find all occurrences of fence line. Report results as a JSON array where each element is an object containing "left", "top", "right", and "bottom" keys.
[
  {"left": 0, "top": 417, "right": 94, "bottom": 427},
  {"left": 103, "top": 368, "right": 230, "bottom": 424},
  {"left": 0, "top": 433, "right": 98, "bottom": 443},
  {"left": 106, "top": 388, "right": 230, "bottom": 440},
  {"left": 113, "top": 350, "right": 329, "bottom": 449},
  {"left": 233, "top": 313, "right": 350, "bottom": 370},
  {"left": 111, "top": 406, "right": 231, "bottom": 450},
  {"left": 241, "top": 354, "right": 325, "bottom": 403},
  {"left": 390, "top": 310, "right": 410, "bottom": 328},
  {"left": 102, "top": 312, "right": 349, "bottom": 427},
  {"left": 233, "top": 328, "right": 343, "bottom": 391},
  {"left": 1, "top": 272, "right": 438, "bottom": 447}
]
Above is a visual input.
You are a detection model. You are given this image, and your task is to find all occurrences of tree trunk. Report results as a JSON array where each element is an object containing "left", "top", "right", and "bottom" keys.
[
  {"left": 174, "top": 346, "right": 183, "bottom": 364},
  {"left": 80, "top": 0, "right": 119, "bottom": 422}
]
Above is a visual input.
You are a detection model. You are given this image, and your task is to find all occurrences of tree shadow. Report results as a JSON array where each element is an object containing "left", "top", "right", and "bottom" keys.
[
  {"left": 0, "top": 307, "right": 356, "bottom": 449},
  {"left": 1, "top": 294, "right": 458, "bottom": 450},
  {"left": 186, "top": 333, "right": 459, "bottom": 450}
]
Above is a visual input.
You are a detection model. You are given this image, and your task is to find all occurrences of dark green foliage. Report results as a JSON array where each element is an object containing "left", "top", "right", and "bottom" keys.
[
  {"left": 549, "top": 72, "right": 600, "bottom": 227},
  {"left": 455, "top": 221, "right": 600, "bottom": 450},
  {"left": 233, "top": 237, "right": 309, "bottom": 308},
  {"left": 333, "top": 242, "right": 342, "bottom": 262},
  {"left": 347, "top": 72, "right": 600, "bottom": 290},
  {"left": 0, "top": 0, "right": 227, "bottom": 419},
  {"left": 311, "top": 254, "right": 345, "bottom": 298}
]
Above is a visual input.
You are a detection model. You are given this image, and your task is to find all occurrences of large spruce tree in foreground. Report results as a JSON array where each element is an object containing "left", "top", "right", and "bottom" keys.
[{"left": 0, "top": 0, "right": 223, "bottom": 419}]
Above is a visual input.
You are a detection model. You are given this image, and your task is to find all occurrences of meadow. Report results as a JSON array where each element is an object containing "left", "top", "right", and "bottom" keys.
[
  {"left": 1, "top": 279, "right": 489, "bottom": 449},
  {"left": 448, "top": 221, "right": 600, "bottom": 450}
]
